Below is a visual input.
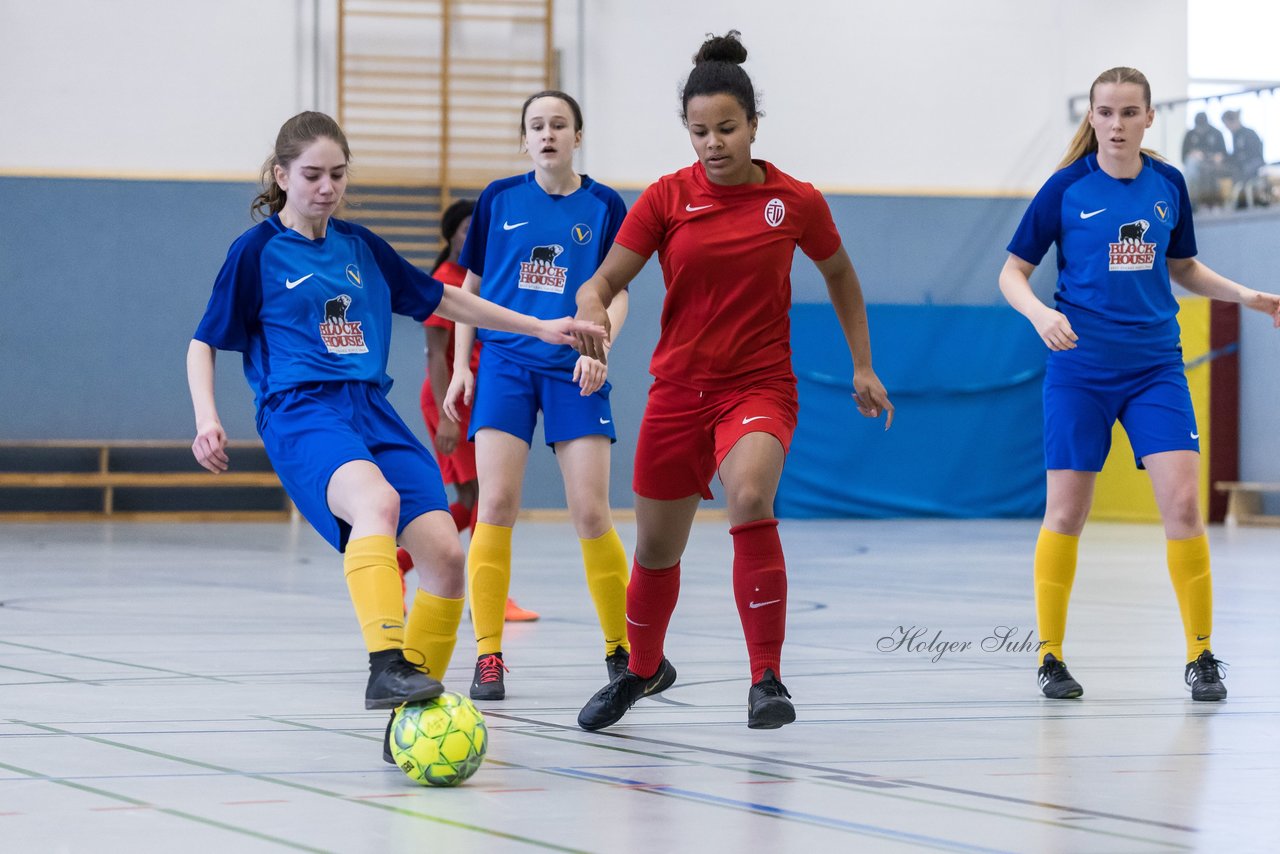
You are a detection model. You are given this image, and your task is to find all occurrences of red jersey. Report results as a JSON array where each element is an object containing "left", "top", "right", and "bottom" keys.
[
  {"left": 615, "top": 160, "right": 841, "bottom": 389},
  {"left": 424, "top": 259, "right": 481, "bottom": 376}
]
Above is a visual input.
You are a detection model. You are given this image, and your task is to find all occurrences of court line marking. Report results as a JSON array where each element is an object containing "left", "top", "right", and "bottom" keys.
[
  {"left": 484, "top": 712, "right": 1196, "bottom": 848},
  {"left": 0, "top": 758, "right": 331, "bottom": 853},
  {"left": 552, "top": 766, "right": 1014, "bottom": 854},
  {"left": 9, "top": 720, "right": 589, "bottom": 854},
  {"left": 0, "top": 664, "right": 86, "bottom": 683},
  {"left": 0, "top": 640, "right": 237, "bottom": 683}
]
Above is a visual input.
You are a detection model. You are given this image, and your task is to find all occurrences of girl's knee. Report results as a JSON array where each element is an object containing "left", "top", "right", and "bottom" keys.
[
  {"left": 570, "top": 506, "right": 612, "bottom": 540},
  {"left": 410, "top": 536, "right": 466, "bottom": 597},
  {"left": 478, "top": 491, "right": 520, "bottom": 526},
  {"left": 354, "top": 484, "right": 400, "bottom": 530},
  {"left": 726, "top": 486, "right": 773, "bottom": 522},
  {"left": 634, "top": 535, "right": 682, "bottom": 571},
  {"left": 1164, "top": 495, "right": 1203, "bottom": 537}
]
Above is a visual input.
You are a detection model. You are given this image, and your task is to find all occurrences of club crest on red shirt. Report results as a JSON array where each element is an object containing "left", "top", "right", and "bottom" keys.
[{"left": 764, "top": 198, "right": 785, "bottom": 227}]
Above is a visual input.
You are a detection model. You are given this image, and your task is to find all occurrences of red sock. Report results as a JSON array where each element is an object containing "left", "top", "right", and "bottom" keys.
[
  {"left": 625, "top": 560, "right": 680, "bottom": 678},
  {"left": 730, "top": 519, "right": 786, "bottom": 682},
  {"left": 449, "top": 501, "right": 471, "bottom": 533}
]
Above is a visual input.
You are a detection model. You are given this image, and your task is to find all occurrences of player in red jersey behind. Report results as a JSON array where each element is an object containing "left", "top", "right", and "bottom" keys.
[
  {"left": 573, "top": 31, "right": 893, "bottom": 731},
  {"left": 395, "top": 199, "right": 538, "bottom": 624}
]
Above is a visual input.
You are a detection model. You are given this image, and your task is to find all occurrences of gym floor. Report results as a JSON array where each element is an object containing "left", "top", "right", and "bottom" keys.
[{"left": 2, "top": 518, "right": 1276, "bottom": 852}]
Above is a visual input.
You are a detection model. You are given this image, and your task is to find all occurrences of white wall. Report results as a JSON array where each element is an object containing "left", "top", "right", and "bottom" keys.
[
  {"left": 1, "top": 0, "right": 1186, "bottom": 192},
  {"left": 563, "top": 0, "right": 1188, "bottom": 193},
  {"left": 0, "top": 0, "right": 331, "bottom": 178},
  {"left": 1188, "top": 0, "right": 1280, "bottom": 81}
]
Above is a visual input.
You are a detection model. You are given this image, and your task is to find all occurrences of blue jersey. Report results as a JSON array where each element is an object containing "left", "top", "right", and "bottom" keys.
[
  {"left": 460, "top": 172, "right": 627, "bottom": 372},
  {"left": 1007, "top": 153, "right": 1197, "bottom": 367},
  {"left": 194, "top": 215, "right": 444, "bottom": 407}
]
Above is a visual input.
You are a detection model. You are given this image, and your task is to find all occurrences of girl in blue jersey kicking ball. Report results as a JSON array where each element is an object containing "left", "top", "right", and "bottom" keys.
[
  {"left": 442, "top": 91, "right": 632, "bottom": 701},
  {"left": 186, "top": 112, "right": 604, "bottom": 738},
  {"left": 999, "top": 67, "right": 1280, "bottom": 702}
]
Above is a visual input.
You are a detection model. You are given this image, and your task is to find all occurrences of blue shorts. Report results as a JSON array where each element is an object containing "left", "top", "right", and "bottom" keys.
[
  {"left": 1043, "top": 355, "right": 1199, "bottom": 472},
  {"left": 256, "top": 381, "right": 448, "bottom": 551},
  {"left": 468, "top": 348, "right": 616, "bottom": 447}
]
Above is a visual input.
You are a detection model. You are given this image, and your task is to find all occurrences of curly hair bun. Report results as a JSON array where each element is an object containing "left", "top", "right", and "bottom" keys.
[{"left": 693, "top": 30, "right": 747, "bottom": 66}]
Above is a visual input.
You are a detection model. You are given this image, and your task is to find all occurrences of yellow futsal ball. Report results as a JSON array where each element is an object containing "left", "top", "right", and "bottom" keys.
[{"left": 390, "top": 692, "right": 488, "bottom": 787}]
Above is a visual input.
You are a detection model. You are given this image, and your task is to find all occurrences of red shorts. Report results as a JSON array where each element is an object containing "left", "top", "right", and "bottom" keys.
[
  {"left": 420, "top": 379, "right": 477, "bottom": 485},
  {"left": 633, "top": 375, "right": 798, "bottom": 500}
]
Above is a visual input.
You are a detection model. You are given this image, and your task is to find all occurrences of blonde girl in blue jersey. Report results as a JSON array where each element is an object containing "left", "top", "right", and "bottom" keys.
[
  {"left": 443, "top": 91, "right": 631, "bottom": 701},
  {"left": 187, "top": 112, "right": 604, "bottom": 751},
  {"left": 999, "top": 68, "right": 1280, "bottom": 701}
]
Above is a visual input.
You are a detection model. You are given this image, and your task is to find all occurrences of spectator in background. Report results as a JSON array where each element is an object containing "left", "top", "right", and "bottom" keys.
[
  {"left": 1221, "top": 109, "right": 1267, "bottom": 207},
  {"left": 1181, "top": 112, "right": 1227, "bottom": 210}
]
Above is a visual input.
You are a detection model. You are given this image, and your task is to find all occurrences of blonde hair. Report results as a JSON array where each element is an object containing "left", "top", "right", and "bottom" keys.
[{"left": 1058, "top": 67, "right": 1163, "bottom": 170}]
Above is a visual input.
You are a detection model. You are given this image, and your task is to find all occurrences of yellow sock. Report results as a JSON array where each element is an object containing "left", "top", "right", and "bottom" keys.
[
  {"left": 1167, "top": 534, "right": 1213, "bottom": 662},
  {"left": 1034, "top": 527, "right": 1079, "bottom": 664},
  {"left": 468, "top": 523, "right": 511, "bottom": 656},
  {"left": 403, "top": 589, "right": 464, "bottom": 680},
  {"left": 343, "top": 534, "right": 404, "bottom": 652},
  {"left": 580, "top": 528, "right": 630, "bottom": 656}
]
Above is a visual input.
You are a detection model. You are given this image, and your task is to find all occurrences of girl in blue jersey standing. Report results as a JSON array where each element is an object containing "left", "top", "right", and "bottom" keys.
[
  {"left": 443, "top": 91, "right": 631, "bottom": 700},
  {"left": 187, "top": 112, "right": 604, "bottom": 731},
  {"left": 999, "top": 68, "right": 1280, "bottom": 702}
]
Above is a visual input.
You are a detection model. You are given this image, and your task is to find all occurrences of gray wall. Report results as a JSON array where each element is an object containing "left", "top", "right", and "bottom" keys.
[
  {"left": 3, "top": 176, "right": 1275, "bottom": 511},
  {"left": 1195, "top": 213, "right": 1280, "bottom": 510}
]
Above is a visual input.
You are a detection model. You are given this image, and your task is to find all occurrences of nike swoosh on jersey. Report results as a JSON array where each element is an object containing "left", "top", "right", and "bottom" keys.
[
  {"left": 741, "top": 415, "right": 771, "bottom": 424},
  {"left": 1079, "top": 208, "right": 1106, "bottom": 219},
  {"left": 285, "top": 273, "right": 315, "bottom": 289},
  {"left": 685, "top": 203, "right": 713, "bottom": 212},
  {"left": 599, "top": 418, "right": 611, "bottom": 424},
  {"left": 1191, "top": 431, "right": 1200, "bottom": 439},
  {"left": 503, "top": 220, "right": 529, "bottom": 230}
]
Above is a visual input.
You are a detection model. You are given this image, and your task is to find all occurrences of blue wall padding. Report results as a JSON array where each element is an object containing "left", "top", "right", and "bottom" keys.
[{"left": 777, "top": 304, "right": 1048, "bottom": 519}]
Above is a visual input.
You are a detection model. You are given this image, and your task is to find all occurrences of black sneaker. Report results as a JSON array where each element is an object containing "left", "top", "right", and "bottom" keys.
[
  {"left": 1185, "top": 650, "right": 1228, "bottom": 701},
  {"left": 1037, "top": 653, "right": 1083, "bottom": 699},
  {"left": 470, "top": 652, "right": 508, "bottom": 701},
  {"left": 577, "top": 658, "right": 677, "bottom": 731},
  {"left": 747, "top": 669, "right": 795, "bottom": 729},
  {"left": 605, "top": 646, "right": 630, "bottom": 681},
  {"left": 382, "top": 710, "right": 396, "bottom": 764},
  {"left": 365, "top": 649, "right": 444, "bottom": 710}
]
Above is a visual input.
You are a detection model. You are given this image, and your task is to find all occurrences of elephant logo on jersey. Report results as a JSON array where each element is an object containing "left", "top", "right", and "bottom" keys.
[
  {"left": 319, "top": 294, "right": 369, "bottom": 354},
  {"left": 1108, "top": 219, "right": 1155, "bottom": 271},
  {"left": 764, "top": 197, "right": 785, "bottom": 227},
  {"left": 518, "top": 244, "right": 568, "bottom": 293}
]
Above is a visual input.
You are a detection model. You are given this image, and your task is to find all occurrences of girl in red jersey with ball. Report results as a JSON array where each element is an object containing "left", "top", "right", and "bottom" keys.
[{"left": 573, "top": 31, "right": 893, "bottom": 731}]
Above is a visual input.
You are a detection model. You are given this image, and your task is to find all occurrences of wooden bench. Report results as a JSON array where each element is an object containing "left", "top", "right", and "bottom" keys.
[
  {"left": 0, "top": 440, "right": 293, "bottom": 522},
  {"left": 1214, "top": 481, "right": 1280, "bottom": 527}
]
